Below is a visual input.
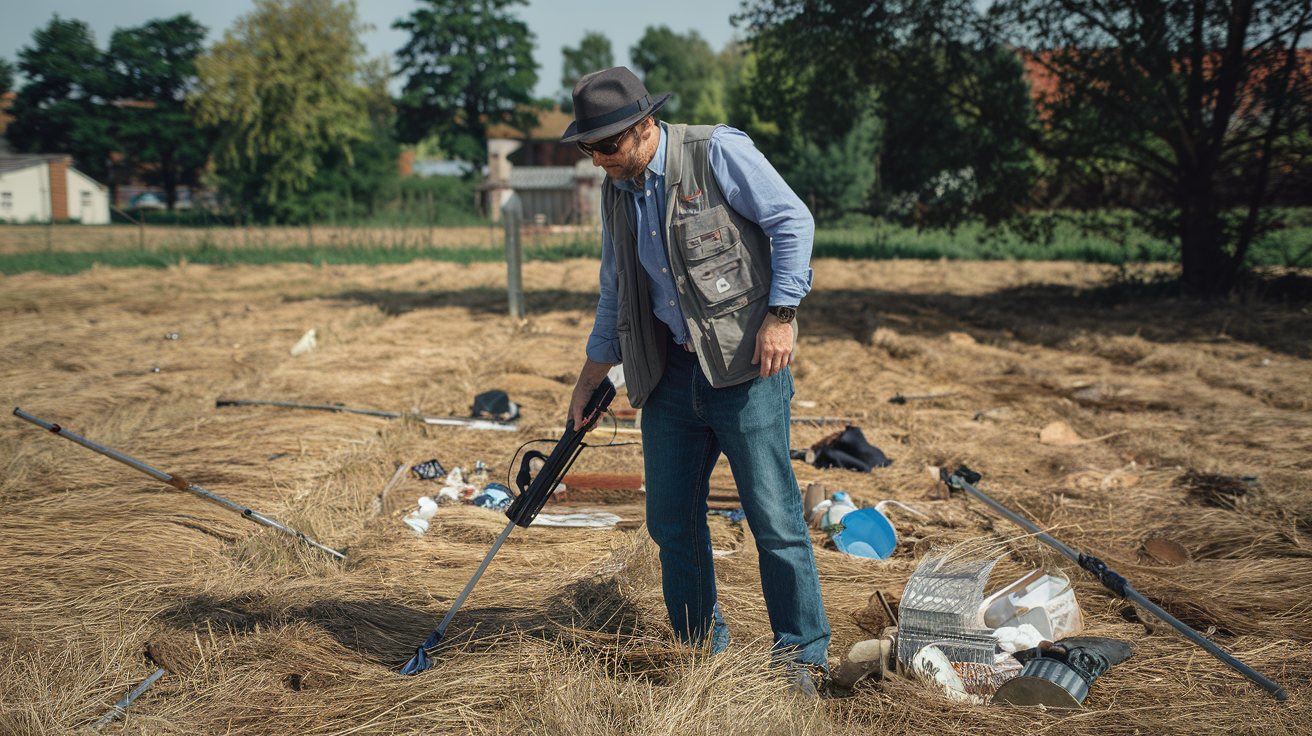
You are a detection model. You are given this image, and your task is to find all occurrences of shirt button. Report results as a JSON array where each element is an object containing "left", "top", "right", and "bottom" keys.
[
  {"left": 662, "top": 268, "right": 667, "bottom": 273},
  {"left": 651, "top": 230, "right": 657, "bottom": 236},
  {"left": 645, "top": 189, "right": 651, "bottom": 196},
  {"left": 669, "top": 300, "right": 675, "bottom": 306}
]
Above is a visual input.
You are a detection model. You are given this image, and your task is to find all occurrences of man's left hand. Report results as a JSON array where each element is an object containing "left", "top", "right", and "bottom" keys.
[{"left": 752, "top": 313, "right": 795, "bottom": 378}]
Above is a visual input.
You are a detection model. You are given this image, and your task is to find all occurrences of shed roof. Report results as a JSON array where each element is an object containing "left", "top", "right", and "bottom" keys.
[
  {"left": 509, "top": 166, "right": 579, "bottom": 190},
  {"left": 0, "top": 153, "right": 72, "bottom": 176}
]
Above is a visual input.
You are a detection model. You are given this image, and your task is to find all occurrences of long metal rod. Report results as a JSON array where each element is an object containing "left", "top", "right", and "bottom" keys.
[
  {"left": 13, "top": 408, "right": 345, "bottom": 560},
  {"left": 93, "top": 667, "right": 165, "bottom": 729},
  {"left": 948, "top": 472, "right": 1287, "bottom": 701},
  {"left": 215, "top": 399, "right": 518, "bottom": 431},
  {"left": 400, "top": 519, "right": 518, "bottom": 675}
]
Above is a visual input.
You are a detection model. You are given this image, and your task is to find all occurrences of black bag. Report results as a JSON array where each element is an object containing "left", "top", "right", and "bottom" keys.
[
  {"left": 471, "top": 390, "right": 519, "bottom": 421},
  {"left": 811, "top": 426, "right": 892, "bottom": 472}
]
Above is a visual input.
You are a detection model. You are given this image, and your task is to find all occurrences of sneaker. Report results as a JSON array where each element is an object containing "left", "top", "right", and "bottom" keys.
[{"left": 710, "top": 602, "right": 730, "bottom": 654}]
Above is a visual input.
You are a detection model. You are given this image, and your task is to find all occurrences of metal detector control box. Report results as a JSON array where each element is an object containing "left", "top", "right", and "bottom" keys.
[{"left": 507, "top": 377, "right": 616, "bottom": 527}]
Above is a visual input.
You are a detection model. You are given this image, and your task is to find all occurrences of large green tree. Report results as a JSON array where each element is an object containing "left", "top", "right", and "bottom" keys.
[
  {"left": 629, "top": 26, "right": 725, "bottom": 125},
  {"left": 106, "top": 14, "right": 209, "bottom": 210},
  {"left": 560, "top": 30, "right": 614, "bottom": 112},
  {"left": 989, "top": 0, "right": 1312, "bottom": 295},
  {"left": 738, "top": 1, "right": 1039, "bottom": 228},
  {"left": 394, "top": 0, "right": 539, "bottom": 163},
  {"left": 6, "top": 15, "right": 114, "bottom": 181},
  {"left": 191, "top": 0, "right": 377, "bottom": 220}
]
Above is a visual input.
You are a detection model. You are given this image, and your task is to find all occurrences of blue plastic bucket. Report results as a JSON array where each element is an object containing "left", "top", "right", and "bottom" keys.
[{"left": 832, "top": 507, "right": 899, "bottom": 559}]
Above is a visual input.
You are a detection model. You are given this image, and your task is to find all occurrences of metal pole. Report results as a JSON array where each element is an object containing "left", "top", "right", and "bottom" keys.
[
  {"left": 12, "top": 408, "right": 345, "bottom": 560},
  {"left": 947, "top": 471, "right": 1287, "bottom": 701},
  {"left": 502, "top": 192, "right": 524, "bottom": 320},
  {"left": 94, "top": 668, "right": 166, "bottom": 729}
]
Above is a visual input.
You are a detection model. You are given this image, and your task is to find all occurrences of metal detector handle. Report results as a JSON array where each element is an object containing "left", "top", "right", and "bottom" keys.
[
  {"left": 504, "top": 378, "right": 616, "bottom": 528},
  {"left": 947, "top": 470, "right": 1287, "bottom": 701}
]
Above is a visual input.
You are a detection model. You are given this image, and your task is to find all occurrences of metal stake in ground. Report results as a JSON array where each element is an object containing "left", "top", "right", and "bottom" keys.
[
  {"left": 947, "top": 469, "right": 1287, "bottom": 701},
  {"left": 12, "top": 408, "right": 345, "bottom": 561}
]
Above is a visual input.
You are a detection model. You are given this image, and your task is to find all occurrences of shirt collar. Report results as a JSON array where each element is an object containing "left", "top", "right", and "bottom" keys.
[{"left": 614, "top": 124, "right": 667, "bottom": 194}]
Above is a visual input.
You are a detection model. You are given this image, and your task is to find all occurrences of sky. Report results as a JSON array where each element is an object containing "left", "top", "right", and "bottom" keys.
[{"left": 0, "top": 0, "right": 749, "bottom": 99}]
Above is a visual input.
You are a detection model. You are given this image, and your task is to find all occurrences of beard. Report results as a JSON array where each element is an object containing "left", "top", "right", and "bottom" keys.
[{"left": 606, "top": 131, "right": 648, "bottom": 182}]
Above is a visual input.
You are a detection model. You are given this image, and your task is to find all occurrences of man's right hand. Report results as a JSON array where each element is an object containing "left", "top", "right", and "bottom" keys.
[{"left": 570, "top": 359, "right": 619, "bottom": 430}]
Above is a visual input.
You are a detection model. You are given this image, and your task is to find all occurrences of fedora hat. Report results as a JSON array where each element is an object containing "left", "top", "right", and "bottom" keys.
[{"left": 560, "top": 67, "right": 671, "bottom": 144}]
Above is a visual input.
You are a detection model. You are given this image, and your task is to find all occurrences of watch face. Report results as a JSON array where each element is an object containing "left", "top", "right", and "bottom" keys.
[{"left": 771, "top": 306, "right": 796, "bottom": 322}]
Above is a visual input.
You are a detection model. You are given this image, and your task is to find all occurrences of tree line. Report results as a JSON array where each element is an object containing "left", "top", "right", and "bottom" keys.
[{"left": 2, "top": 0, "right": 1308, "bottom": 295}]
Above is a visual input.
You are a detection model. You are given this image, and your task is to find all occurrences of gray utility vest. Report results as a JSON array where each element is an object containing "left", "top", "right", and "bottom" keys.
[{"left": 604, "top": 123, "right": 795, "bottom": 408}]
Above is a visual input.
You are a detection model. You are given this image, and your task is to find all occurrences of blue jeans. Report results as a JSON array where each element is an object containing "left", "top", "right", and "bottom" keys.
[{"left": 641, "top": 337, "right": 831, "bottom": 666}]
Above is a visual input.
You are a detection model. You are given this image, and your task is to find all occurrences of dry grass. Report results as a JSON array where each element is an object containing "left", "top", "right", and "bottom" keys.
[{"left": 1, "top": 258, "right": 1309, "bottom": 734}]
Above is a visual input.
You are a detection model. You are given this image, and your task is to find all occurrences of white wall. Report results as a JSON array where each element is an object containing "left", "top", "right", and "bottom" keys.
[
  {"left": 66, "top": 167, "right": 109, "bottom": 224},
  {"left": 0, "top": 164, "right": 50, "bottom": 223}
]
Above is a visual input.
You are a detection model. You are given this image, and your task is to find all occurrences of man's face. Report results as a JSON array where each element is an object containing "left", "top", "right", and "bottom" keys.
[{"left": 587, "top": 124, "right": 649, "bottom": 181}]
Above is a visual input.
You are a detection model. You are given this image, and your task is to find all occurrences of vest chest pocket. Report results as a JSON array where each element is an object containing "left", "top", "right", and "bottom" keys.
[
  {"left": 689, "top": 249, "right": 759, "bottom": 308},
  {"left": 675, "top": 206, "right": 736, "bottom": 262}
]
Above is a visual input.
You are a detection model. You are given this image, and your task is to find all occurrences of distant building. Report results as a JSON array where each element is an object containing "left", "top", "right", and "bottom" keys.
[
  {"left": 0, "top": 154, "right": 111, "bottom": 224},
  {"left": 482, "top": 107, "right": 604, "bottom": 224}
]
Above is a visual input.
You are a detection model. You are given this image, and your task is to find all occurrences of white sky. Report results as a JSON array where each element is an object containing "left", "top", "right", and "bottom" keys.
[{"left": 0, "top": 0, "right": 749, "bottom": 99}]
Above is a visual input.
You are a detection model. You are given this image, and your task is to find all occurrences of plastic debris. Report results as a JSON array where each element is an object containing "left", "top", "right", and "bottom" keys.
[
  {"left": 290, "top": 329, "right": 317, "bottom": 357},
  {"left": 821, "top": 491, "right": 858, "bottom": 528},
  {"left": 992, "top": 623, "right": 1047, "bottom": 654},
  {"left": 992, "top": 638, "right": 1133, "bottom": 709},
  {"left": 472, "top": 483, "right": 513, "bottom": 511},
  {"left": 404, "top": 496, "right": 439, "bottom": 535},
  {"left": 830, "top": 500, "right": 926, "bottom": 560},
  {"left": 532, "top": 512, "right": 623, "bottom": 528},
  {"left": 412, "top": 459, "right": 447, "bottom": 481},
  {"left": 710, "top": 508, "right": 746, "bottom": 523},
  {"left": 981, "top": 569, "right": 1085, "bottom": 641}
]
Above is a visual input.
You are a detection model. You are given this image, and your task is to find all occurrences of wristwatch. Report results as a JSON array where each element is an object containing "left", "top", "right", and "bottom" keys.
[{"left": 768, "top": 305, "right": 796, "bottom": 323}]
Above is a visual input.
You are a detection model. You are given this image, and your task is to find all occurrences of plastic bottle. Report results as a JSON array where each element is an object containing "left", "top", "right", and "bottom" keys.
[{"left": 823, "top": 492, "right": 858, "bottom": 527}]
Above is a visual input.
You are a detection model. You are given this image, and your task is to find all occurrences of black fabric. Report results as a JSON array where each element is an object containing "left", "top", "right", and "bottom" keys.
[
  {"left": 412, "top": 459, "right": 446, "bottom": 480},
  {"left": 561, "top": 67, "right": 671, "bottom": 143},
  {"left": 811, "top": 426, "right": 893, "bottom": 472},
  {"left": 471, "top": 390, "right": 518, "bottom": 420}
]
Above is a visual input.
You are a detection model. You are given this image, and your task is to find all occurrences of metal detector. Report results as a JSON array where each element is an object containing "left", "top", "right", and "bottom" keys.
[
  {"left": 399, "top": 377, "right": 617, "bottom": 675},
  {"left": 947, "top": 468, "right": 1287, "bottom": 701}
]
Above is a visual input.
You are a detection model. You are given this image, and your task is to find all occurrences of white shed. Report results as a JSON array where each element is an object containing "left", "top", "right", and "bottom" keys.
[{"left": 0, "top": 154, "right": 110, "bottom": 224}]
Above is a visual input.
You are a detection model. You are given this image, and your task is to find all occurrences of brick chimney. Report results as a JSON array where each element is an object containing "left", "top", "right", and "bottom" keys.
[{"left": 49, "top": 157, "right": 72, "bottom": 221}]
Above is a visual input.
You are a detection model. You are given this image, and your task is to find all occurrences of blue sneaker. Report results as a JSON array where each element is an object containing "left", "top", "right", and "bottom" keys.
[{"left": 710, "top": 602, "right": 730, "bottom": 654}]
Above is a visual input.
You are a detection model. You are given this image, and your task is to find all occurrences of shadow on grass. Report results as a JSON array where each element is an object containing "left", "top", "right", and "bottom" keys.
[{"left": 328, "top": 272, "right": 1312, "bottom": 359}]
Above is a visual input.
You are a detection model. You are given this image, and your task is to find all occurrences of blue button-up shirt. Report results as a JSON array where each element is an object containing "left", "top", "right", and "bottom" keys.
[{"left": 586, "top": 125, "right": 814, "bottom": 364}]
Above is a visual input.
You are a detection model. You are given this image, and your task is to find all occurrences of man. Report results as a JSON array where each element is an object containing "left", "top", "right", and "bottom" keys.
[{"left": 563, "top": 67, "right": 830, "bottom": 676}]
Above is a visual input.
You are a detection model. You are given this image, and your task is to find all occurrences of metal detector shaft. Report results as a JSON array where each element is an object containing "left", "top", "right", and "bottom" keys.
[
  {"left": 948, "top": 472, "right": 1287, "bottom": 701},
  {"left": 216, "top": 399, "right": 518, "bottom": 431},
  {"left": 13, "top": 408, "right": 345, "bottom": 561},
  {"left": 400, "top": 518, "right": 517, "bottom": 675}
]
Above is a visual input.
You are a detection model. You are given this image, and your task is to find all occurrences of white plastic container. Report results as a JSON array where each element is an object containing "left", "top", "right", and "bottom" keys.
[
  {"left": 980, "top": 569, "right": 1084, "bottom": 641},
  {"left": 822, "top": 492, "right": 858, "bottom": 527}
]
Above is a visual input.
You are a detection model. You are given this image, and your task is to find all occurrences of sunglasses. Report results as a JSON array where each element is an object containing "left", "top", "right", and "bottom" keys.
[{"left": 577, "top": 125, "right": 637, "bottom": 156}]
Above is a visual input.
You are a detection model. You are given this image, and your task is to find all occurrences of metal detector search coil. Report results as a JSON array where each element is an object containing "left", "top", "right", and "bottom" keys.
[{"left": 399, "top": 378, "right": 617, "bottom": 675}]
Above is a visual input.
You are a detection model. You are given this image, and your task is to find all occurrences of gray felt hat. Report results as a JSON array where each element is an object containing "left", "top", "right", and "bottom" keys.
[{"left": 560, "top": 67, "right": 671, "bottom": 144}]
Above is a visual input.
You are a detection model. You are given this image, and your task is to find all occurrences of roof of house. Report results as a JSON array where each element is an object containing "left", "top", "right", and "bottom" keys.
[
  {"left": 486, "top": 107, "right": 577, "bottom": 141},
  {"left": 0, "top": 153, "right": 73, "bottom": 176}
]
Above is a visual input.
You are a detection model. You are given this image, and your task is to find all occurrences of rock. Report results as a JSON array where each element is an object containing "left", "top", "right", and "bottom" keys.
[{"left": 1039, "top": 421, "right": 1084, "bottom": 445}]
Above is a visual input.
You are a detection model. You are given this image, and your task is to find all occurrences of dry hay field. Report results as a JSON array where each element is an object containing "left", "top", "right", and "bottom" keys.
[{"left": 1, "top": 256, "right": 1310, "bottom": 735}]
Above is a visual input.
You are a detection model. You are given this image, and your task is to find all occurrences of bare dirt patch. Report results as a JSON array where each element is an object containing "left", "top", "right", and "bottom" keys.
[{"left": 1, "top": 258, "right": 1309, "bottom": 734}]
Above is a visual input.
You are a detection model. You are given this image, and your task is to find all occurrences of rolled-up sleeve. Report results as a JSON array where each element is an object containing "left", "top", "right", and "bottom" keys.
[
  {"left": 586, "top": 221, "right": 623, "bottom": 364},
  {"left": 708, "top": 127, "right": 814, "bottom": 306}
]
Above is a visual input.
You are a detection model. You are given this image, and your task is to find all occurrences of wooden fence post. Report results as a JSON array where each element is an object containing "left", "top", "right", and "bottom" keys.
[{"left": 502, "top": 192, "right": 524, "bottom": 320}]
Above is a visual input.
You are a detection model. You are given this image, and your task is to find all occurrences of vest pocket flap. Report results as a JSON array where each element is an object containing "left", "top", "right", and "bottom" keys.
[
  {"left": 689, "top": 248, "right": 758, "bottom": 306},
  {"left": 676, "top": 206, "right": 735, "bottom": 261}
]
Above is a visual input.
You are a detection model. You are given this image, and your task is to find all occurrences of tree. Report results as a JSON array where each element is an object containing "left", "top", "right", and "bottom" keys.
[
  {"left": 191, "top": 0, "right": 376, "bottom": 220},
  {"left": 106, "top": 14, "right": 209, "bottom": 211},
  {"left": 630, "top": 26, "right": 723, "bottom": 124},
  {"left": 560, "top": 31, "right": 614, "bottom": 111},
  {"left": 990, "top": 0, "right": 1312, "bottom": 295},
  {"left": 6, "top": 15, "right": 114, "bottom": 182},
  {"left": 737, "top": 1, "right": 1039, "bottom": 227},
  {"left": 0, "top": 58, "right": 14, "bottom": 96},
  {"left": 394, "top": 0, "right": 539, "bottom": 163}
]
